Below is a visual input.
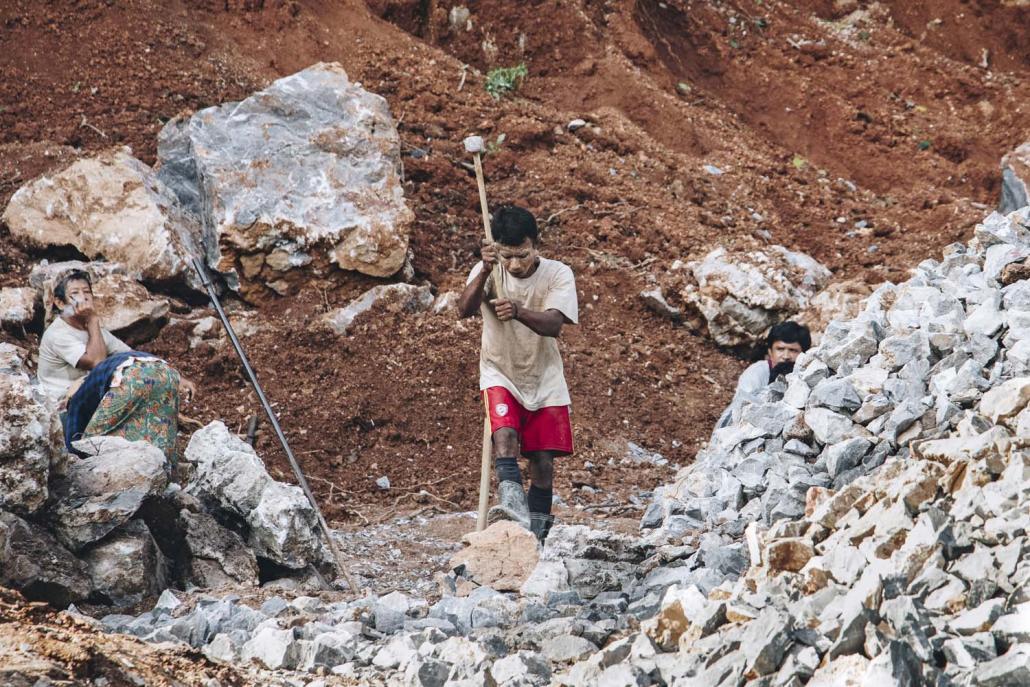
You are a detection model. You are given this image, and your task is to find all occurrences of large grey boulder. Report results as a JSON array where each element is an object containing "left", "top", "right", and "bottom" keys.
[
  {"left": 0, "top": 343, "right": 51, "bottom": 515},
  {"left": 186, "top": 421, "right": 325, "bottom": 569},
  {"left": 0, "top": 510, "right": 91, "bottom": 606},
  {"left": 2, "top": 147, "right": 203, "bottom": 289},
  {"left": 81, "top": 519, "right": 168, "bottom": 607},
  {"left": 50, "top": 436, "right": 168, "bottom": 551},
  {"left": 157, "top": 62, "right": 413, "bottom": 292},
  {"left": 247, "top": 481, "right": 324, "bottom": 570},
  {"left": 672, "top": 245, "right": 831, "bottom": 347},
  {"left": 186, "top": 420, "right": 271, "bottom": 516}
]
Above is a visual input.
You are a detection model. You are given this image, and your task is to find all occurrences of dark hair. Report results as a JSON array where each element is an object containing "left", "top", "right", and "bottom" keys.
[
  {"left": 491, "top": 205, "right": 539, "bottom": 246},
  {"left": 54, "top": 269, "right": 92, "bottom": 304},
  {"left": 769, "top": 361, "right": 795, "bottom": 383},
  {"left": 767, "top": 321, "right": 811, "bottom": 352}
]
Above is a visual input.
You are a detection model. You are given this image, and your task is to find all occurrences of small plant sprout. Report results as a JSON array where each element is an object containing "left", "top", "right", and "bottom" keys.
[
  {"left": 485, "top": 133, "right": 507, "bottom": 156},
  {"left": 484, "top": 63, "right": 528, "bottom": 100}
]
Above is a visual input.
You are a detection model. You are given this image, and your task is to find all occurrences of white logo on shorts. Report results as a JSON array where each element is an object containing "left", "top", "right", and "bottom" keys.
[{"left": 495, "top": 403, "right": 509, "bottom": 417}]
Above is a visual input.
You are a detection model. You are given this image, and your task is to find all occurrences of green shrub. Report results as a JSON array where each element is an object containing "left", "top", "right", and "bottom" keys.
[{"left": 485, "top": 64, "right": 528, "bottom": 100}]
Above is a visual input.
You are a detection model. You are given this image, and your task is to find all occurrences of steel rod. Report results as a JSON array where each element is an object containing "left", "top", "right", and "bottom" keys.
[{"left": 190, "top": 257, "right": 360, "bottom": 595}]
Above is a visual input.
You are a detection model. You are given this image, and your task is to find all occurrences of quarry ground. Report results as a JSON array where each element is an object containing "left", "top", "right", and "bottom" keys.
[{"left": 0, "top": 2, "right": 1029, "bottom": 679}]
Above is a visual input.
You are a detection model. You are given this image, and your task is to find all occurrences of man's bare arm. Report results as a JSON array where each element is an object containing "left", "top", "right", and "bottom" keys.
[
  {"left": 458, "top": 267, "right": 492, "bottom": 319},
  {"left": 492, "top": 299, "right": 566, "bottom": 338},
  {"left": 75, "top": 311, "right": 107, "bottom": 371},
  {"left": 457, "top": 241, "right": 499, "bottom": 319}
]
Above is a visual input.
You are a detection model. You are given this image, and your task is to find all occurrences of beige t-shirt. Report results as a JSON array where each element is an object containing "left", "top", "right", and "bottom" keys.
[
  {"left": 37, "top": 317, "right": 131, "bottom": 403},
  {"left": 467, "top": 257, "right": 578, "bottom": 410}
]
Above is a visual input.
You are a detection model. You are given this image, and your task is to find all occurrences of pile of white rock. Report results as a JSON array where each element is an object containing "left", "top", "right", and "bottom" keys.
[{"left": 96, "top": 207, "right": 1030, "bottom": 686}]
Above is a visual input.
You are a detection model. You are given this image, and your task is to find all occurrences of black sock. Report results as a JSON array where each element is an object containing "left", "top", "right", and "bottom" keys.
[
  {"left": 495, "top": 457, "right": 522, "bottom": 485},
  {"left": 527, "top": 485, "right": 553, "bottom": 515}
]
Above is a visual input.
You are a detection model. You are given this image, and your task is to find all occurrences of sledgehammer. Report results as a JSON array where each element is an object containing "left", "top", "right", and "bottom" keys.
[{"left": 464, "top": 135, "right": 504, "bottom": 532}]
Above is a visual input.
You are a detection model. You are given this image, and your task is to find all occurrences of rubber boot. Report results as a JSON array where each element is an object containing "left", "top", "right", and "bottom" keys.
[
  {"left": 529, "top": 513, "right": 554, "bottom": 545},
  {"left": 487, "top": 480, "right": 531, "bottom": 530}
]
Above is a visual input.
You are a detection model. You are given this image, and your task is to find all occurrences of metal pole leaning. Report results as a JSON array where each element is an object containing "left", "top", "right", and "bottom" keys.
[{"left": 190, "top": 257, "right": 361, "bottom": 595}]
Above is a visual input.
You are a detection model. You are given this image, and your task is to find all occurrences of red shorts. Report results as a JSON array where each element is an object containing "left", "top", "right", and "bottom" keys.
[{"left": 484, "top": 386, "right": 574, "bottom": 456}]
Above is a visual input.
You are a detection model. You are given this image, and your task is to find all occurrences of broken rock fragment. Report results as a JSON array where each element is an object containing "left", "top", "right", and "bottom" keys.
[
  {"left": 668, "top": 245, "right": 831, "bottom": 347},
  {"left": 322, "top": 283, "right": 434, "bottom": 335},
  {"left": 449, "top": 521, "right": 540, "bottom": 593},
  {"left": 2, "top": 147, "right": 203, "bottom": 289}
]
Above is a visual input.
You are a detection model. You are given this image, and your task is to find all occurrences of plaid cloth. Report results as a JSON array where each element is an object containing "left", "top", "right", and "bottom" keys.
[{"left": 63, "top": 351, "right": 153, "bottom": 457}]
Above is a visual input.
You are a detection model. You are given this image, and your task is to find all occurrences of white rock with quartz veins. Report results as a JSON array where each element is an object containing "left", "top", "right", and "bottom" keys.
[
  {"left": 2, "top": 147, "right": 203, "bottom": 290},
  {"left": 677, "top": 245, "right": 831, "bottom": 346},
  {"left": 0, "top": 343, "right": 51, "bottom": 515},
  {"left": 157, "top": 62, "right": 413, "bottom": 290},
  {"left": 0, "top": 288, "right": 39, "bottom": 328}
]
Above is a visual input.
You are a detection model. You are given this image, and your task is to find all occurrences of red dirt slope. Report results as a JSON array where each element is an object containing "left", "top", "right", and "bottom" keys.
[{"left": 1, "top": 0, "right": 1028, "bottom": 523}]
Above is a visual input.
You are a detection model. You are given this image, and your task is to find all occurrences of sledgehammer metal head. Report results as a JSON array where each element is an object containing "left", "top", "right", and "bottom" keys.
[{"left": 463, "top": 135, "right": 485, "bottom": 154}]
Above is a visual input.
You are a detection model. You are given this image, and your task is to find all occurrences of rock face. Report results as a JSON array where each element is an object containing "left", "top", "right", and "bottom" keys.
[
  {"left": 797, "top": 278, "right": 873, "bottom": 340},
  {"left": 49, "top": 436, "right": 168, "bottom": 551},
  {"left": 448, "top": 522, "right": 540, "bottom": 593},
  {"left": 0, "top": 287, "right": 39, "bottom": 329},
  {"left": 157, "top": 62, "right": 413, "bottom": 293},
  {"left": 671, "top": 245, "right": 832, "bottom": 346},
  {"left": 0, "top": 343, "right": 51, "bottom": 515},
  {"left": 81, "top": 519, "right": 168, "bottom": 607},
  {"left": 180, "top": 509, "right": 259, "bottom": 588},
  {"left": 186, "top": 421, "right": 325, "bottom": 569},
  {"left": 1000, "top": 140, "right": 1030, "bottom": 213},
  {"left": 30, "top": 261, "right": 170, "bottom": 344},
  {"left": 323, "top": 283, "right": 434, "bottom": 335},
  {"left": 2, "top": 147, "right": 202, "bottom": 288},
  {"left": 0, "top": 511, "right": 91, "bottom": 606}
]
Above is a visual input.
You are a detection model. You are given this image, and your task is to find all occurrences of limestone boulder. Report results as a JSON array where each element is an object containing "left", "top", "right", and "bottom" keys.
[
  {"left": 323, "top": 283, "right": 434, "bottom": 335},
  {"left": 30, "top": 261, "right": 170, "bottom": 344},
  {"left": 49, "top": 436, "right": 168, "bottom": 551},
  {"left": 0, "top": 510, "right": 91, "bottom": 606},
  {"left": 2, "top": 147, "right": 203, "bottom": 289},
  {"left": 185, "top": 420, "right": 272, "bottom": 516},
  {"left": 797, "top": 279, "right": 873, "bottom": 340},
  {"left": 246, "top": 480, "right": 325, "bottom": 570},
  {"left": 81, "top": 519, "right": 168, "bottom": 607},
  {"left": 674, "top": 245, "right": 831, "bottom": 346},
  {"left": 0, "top": 343, "right": 51, "bottom": 515},
  {"left": 186, "top": 421, "right": 325, "bottom": 569},
  {"left": 449, "top": 521, "right": 540, "bottom": 593},
  {"left": 0, "top": 287, "right": 39, "bottom": 329},
  {"left": 979, "top": 377, "right": 1030, "bottom": 425},
  {"left": 1000, "top": 141, "right": 1030, "bottom": 214},
  {"left": 156, "top": 62, "right": 413, "bottom": 293}
]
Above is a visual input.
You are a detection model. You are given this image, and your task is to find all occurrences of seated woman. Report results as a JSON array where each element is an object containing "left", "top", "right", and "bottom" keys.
[{"left": 36, "top": 269, "right": 195, "bottom": 462}]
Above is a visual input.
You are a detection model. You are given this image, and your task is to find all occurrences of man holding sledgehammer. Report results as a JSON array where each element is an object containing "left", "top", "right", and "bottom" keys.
[{"left": 457, "top": 204, "right": 579, "bottom": 544}]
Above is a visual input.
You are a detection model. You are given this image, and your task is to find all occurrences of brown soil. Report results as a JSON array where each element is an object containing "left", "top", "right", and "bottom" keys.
[
  {"left": 0, "top": 588, "right": 247, "bottom": 686},
  {"left": 2, "top": 0, "right": 1029, "bottom": 530}
]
